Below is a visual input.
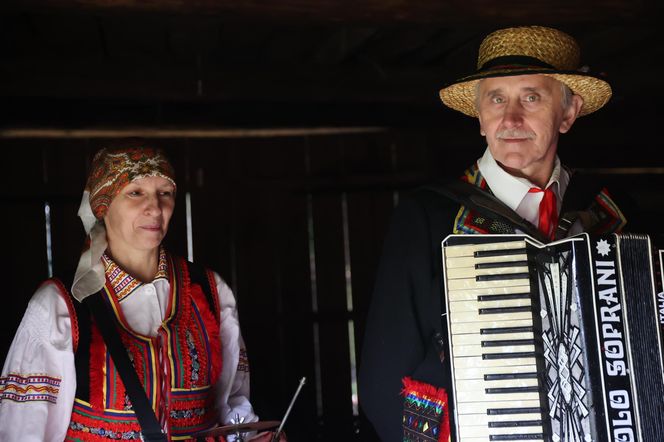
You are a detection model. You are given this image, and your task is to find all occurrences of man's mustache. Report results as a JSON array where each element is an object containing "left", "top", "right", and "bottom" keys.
[{"left": 496, "top": 129, "right": 536, "bottom": 139}]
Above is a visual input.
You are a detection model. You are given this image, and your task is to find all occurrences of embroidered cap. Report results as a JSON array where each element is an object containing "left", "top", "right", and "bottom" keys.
[
  {"left": 87, "top": 147, "right": 176, "bottom": 220},
  {"left": 439, "top": 26, "right": 612, "bottom": 117}
]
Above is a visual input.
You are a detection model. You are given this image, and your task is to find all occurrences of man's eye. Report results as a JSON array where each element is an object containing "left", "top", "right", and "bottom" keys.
[
  {"left": 525, "top": 95, "right": 539, "bottom": 102},
  {"left": 491, "top": 96, "right": 504, "bottom": 104}
]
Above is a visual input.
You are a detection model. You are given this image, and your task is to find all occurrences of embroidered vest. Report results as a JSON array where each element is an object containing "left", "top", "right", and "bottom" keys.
[{"left": 63, "top": 255, "right": 223, "bottom": 441}]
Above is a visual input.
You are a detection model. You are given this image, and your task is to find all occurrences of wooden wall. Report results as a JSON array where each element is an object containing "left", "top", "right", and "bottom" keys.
[
  {"left": 0, "top": 130, "right": 469, "bottom": 440},
  {"left": 1, "top": 127, "right": 663, "bottom": 440}
]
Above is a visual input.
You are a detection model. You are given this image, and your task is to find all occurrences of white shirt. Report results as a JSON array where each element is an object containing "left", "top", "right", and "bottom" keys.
[
  {"left": 476, "top": 147, "right": 570, "bottom": 229},
  {"left": 0, "top": 255, "right": 256, "bottom": 442}
]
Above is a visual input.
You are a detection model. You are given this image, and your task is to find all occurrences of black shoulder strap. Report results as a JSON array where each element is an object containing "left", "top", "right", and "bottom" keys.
[
  {"left": 84, "top": 292, "right": 168, "bottom": 442},
  {"left": 185, "top": 260, "right": 218, "bottom": 316},
  {"left": 422, "top": 180, "right": 548, "bottom": 243}
]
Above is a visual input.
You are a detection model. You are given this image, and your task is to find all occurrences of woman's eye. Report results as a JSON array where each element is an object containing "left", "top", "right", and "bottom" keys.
[
  {"left": 159, "top": 191, "right": 173, "bottom": 197},
  {"left": 128, "top": 190, "right": 142, "bottom": 197}
]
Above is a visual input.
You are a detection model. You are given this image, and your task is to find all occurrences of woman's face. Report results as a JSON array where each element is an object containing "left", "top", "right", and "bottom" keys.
[{"left": 103, "top": 176, "right": 175, "bottom": 257}]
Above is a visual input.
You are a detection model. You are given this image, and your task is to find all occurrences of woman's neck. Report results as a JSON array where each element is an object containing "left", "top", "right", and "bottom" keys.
[{"left": 106, "top": 246, "right": 159, "bottom": 283}]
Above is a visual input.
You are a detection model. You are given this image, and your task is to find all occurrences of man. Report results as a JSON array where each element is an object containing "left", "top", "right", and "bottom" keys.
[{"left": 358, "top": 26, "right": 627, "bottom": 441}]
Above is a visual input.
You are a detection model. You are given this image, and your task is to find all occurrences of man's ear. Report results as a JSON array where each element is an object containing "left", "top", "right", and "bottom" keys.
[{"left": 559, "top": 94, "right": 584, "bottom": 134}]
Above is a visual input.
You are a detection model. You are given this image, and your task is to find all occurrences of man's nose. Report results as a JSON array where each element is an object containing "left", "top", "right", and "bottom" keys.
[{"left": 501, "top": 100, "right": 524, "bottom": 127}]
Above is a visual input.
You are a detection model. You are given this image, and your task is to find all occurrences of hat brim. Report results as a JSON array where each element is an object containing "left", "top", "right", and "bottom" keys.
[{"left": 439, "top": 68, "right": 612, "bottom": 117}]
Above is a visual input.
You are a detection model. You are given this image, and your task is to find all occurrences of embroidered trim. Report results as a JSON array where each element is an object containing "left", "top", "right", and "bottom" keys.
[
  {"left": 591, "top": 187, "right": 627, "bottom": 234},
  {"left": 0, "top": 373, "right": 61, "bottom": 404},
  {"left": 46, "top": 278, "right": 80, "bottom": 352},
  {"left": 401, "top": 377, "right": 450, "bottom": 442},
  {"left": 453, "top": 163, "right": 516, "bottom": 236},
  {"left": 102, "top": 247, "right": 169, "bottom": 302},
  {"left": 67, "top": 421, "right": 142, "bottom": 440}
]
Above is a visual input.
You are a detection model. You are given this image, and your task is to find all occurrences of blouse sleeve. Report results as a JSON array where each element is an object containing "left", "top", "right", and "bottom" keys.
[
  {"left": 0, "top": 280, "right": 77, "bottom": 442},
  {"left": 212, "top": 272, "right": 258, "bottom": 426}
]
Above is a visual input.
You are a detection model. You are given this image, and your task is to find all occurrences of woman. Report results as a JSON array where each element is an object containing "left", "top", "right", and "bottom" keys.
[{"left": 0, "top": 146, "right": 277, "bottom": 441}]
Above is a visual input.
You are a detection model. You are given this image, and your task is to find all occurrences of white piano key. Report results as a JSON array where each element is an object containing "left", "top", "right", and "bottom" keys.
[
  {"left": 445, "top": 253, "right": 528, "bottom": 268},
  {"left": 450, "top": 310, "right": 533, "bottom": 323},
  {"left": 457, "top": 412, "right": 543, "bottom": 427},
  {"left": 456, "top": 399, "right": 541, "bottom": 415},
  {"left": 453, "top": 332, "right": 534, "bottom": 346},
  {"left": 460, "top": 424, "right": 543, "bottom": 437},
  {"left": 455, "top": 377, "right": 539, "bottom": 391},
  {"left": 450, "top": 318, "right": 533, "bottom": 334},
  {"left": 454, "top": 364, "right": 538, "bottom": 380},
  {"left": 448, "top": 285, "right": 531, "bottom": 301},
  {"left": 447, "top": 277, "right": 531, "bottom": 291},
  {"left": 453, "top": 344, "right": 535, "bottom": 357},
  {"left": 444, "top": 240, "right": 527, "bottom": 257},
  {"left": 449, "top": 297, "right": 532, "bottom": 312},
  {"left": 456, "top": 389, "right": 541, "bottom": 403},
  {"left": 453, "top": 356, "right": 537, "bottom": 369},
  {"left": 446, "top": 265, "right": 530, "bottom": 279}
]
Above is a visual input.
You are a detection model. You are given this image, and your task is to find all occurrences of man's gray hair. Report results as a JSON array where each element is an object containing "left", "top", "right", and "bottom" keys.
[{"left": 474, "top": 78, "right": 574, "bottom": 112}]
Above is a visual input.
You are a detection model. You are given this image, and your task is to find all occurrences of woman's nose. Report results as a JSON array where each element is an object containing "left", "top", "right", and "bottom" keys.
[{"left": 144, "top": 193, "right": 163, "bottom": 215}]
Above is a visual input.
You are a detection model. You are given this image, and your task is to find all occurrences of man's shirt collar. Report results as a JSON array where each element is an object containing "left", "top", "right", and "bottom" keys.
[{"left": 477, "top": 147, "right": 565, "bottom": 211}]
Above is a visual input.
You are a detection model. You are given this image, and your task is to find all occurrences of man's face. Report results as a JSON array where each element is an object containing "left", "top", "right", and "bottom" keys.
[{"left": 477, "top": 74, "right": 582, "bottom": 186}]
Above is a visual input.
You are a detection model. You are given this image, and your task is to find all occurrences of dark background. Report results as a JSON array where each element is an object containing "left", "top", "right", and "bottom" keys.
[{"left": 1, "top": 1, "right": 664, "bottom": 440}]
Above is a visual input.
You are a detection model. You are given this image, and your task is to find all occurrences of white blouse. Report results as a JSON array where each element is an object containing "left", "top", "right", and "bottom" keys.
[{"left": 0, "top": 256, "right": 256, "bottom": 441}]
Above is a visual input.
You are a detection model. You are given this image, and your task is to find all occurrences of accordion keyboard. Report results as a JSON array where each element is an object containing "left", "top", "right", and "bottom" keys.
[{"left": 444, "top": 240, "right": 544, "bottom": 442}]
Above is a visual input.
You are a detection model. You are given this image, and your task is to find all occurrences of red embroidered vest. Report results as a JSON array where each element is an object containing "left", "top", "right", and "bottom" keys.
[{"left": 64, "top": 255, "right": 223, "bottom": 441}]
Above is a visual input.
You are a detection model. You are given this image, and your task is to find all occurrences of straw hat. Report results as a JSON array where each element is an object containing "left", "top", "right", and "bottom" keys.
[{"left": 439, "top": 26, "right": 612, "bottom": 117}]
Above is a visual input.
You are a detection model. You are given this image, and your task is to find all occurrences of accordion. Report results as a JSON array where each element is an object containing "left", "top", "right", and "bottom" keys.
[{"left": 441, "top": 233, "right": 664, "bottom": 442}]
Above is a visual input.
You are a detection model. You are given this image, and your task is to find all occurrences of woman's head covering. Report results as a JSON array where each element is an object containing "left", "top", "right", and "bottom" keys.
[{"left": 72, "top": 145, "right": 176, "bottom": 301}]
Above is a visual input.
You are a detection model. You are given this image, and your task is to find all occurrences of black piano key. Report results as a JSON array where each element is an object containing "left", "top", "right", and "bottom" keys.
[
  {"left": 477, "top": 293, "right": 532, "bottom": 301},
  {"left": 489, "top": 420, "right": 543, "bottom": 428},
  {"left": 482, "top": 351, "right": 536, "bottom": 360},
  {"left": 484, "top": 372, "right": 538, "bottom": 380},
  {"left": 475, "top": 260, "right": 529, "bottom": 269},
  {"left": 487, "top": 407, "right": 541, "bottom": 415},
  {"left": 485, "top": 386, "right": 539, "bottom": 394},
  {"left": 481, "top": 326, "right": 533, "bottom": 335},
  {"left": 490, "top": 434, "right": 544, "bottom": 441},
  {"left": 479, "top": 306, "right": 532, "bottom": 314},
  {"left": 482, "top": 339, "right": 535, "bottom": 347},
  {"left": 477, "top": 272, "right": 530, "bottom": 282},
  {"left": 474, "top": 248, "right": 527, "bottom": 258}
]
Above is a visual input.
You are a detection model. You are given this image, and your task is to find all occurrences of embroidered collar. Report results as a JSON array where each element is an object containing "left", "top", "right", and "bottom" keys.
[{"left": 102, "top": 248, "right": 169, "bottom": 302}]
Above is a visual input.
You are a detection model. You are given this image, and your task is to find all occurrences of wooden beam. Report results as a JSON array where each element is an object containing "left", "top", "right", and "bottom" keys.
[
  {"left": 1, "top": 0, "right": 654, "bottom": 25},
  {"left": 0, "top": 126, "right": 387, "bottom": 139}
]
